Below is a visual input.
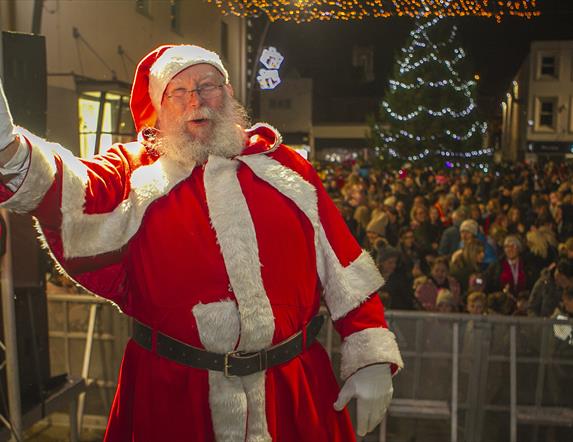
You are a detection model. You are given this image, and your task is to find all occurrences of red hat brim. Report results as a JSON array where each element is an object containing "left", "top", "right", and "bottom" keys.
[{"left": 130, "top": 45, "right": 174, "bottom": 133}]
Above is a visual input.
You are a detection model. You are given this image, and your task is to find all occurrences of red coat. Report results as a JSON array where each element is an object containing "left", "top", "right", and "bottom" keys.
[{"left": 1, "top": 124, "right": 403, "bottom": 442}]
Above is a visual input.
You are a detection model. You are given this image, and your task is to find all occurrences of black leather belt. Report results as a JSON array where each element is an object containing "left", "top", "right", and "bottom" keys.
[{"left": 132, "top": 314, "right": 324, "bottom": 377}]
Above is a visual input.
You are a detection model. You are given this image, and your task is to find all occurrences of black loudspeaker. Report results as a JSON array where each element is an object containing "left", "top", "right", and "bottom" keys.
[
  {"left": 0, "top": 32, "right": 53, "bottom": 415},
  {"left": 1, "top": 31, "right": 47, "bottom": 137}
]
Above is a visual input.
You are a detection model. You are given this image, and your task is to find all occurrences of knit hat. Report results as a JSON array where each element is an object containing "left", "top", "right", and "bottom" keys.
[
  {"left": 130, "top": 45, "right": 229, "bottom": 132},
  {"left": 460, "top": 219, "right": 478, "bottom": 236},
  {"left": 366, "top": 214, "right": 388, "bottom": 237}
]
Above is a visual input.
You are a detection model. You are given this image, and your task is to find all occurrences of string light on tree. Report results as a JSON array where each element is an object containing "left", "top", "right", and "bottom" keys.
[
  {"left": 208, "top": 0, "right": 539, "bottom": 23},
  {"left": 370, "top": 16, "right": 490, "bottom": 167}
]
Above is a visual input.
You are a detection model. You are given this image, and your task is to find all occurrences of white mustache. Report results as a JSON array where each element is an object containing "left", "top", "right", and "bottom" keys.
[{"left": 182, "top": 107, "right": 216, "bottom": 122}]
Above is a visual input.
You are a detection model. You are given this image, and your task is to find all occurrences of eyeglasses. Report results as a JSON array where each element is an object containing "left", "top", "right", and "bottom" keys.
[{"left": 165, "top": 82, "right": 225, "bottom": 101}]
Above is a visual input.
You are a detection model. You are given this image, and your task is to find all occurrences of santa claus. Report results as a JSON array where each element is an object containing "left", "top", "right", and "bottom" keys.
[{"left": 0, "top": 45, "right": 403, "bottom": 441}]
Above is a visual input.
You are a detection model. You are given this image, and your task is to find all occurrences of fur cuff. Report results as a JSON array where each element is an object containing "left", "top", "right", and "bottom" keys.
[
  {"left": 322, "top": 246, "right": 384, "bottom": 321},
  {"left": 340, "top": 327, "right": 404, "bottom": 380},
  {"left": 0, "top": 129, "right": 57, "bottom": 213}
]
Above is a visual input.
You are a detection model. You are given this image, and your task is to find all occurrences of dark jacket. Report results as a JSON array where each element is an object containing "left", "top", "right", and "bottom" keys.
[
  {"left": 528, "top": 267, "right": 562, "bottom": 317},
  {"left": 438, "top": 224, "right": 460, "bottom": 256}
]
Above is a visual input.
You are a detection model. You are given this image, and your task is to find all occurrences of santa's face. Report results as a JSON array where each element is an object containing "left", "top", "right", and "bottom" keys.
[{"left": 159, "top": 64, "right": 233, "bottom": 143}]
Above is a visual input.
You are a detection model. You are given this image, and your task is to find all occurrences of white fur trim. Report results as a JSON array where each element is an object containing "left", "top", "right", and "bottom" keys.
[
  {"left": 0, "top": 129, "right": 57, "bottom": 213},
  {"left": 193, "top": 300, "right": 248, "bottom": 442},
  {"left": 239, "top": 154, "right": 383, "bottom": 320},
  {"left": 193, "top": 300, "right": 271, "bottom": 442},
  {"left": 242, "top": 373, "right": 272, "bottom": 442},
  {"left": 193, "top": 300, "right": 240, "bottom": 353},
  {"left": 149, "top": 45, "right": 229, "bottom": 111},
  {"left": 246, "top": 122, "right": 283, "bottom": 154},
  {"left": 58, "top": 147, "right": 192, "bottom": 259},
  {"left": 340, "top": 327, "right": 404, "bottom": 380},
  {"left": 203, "top": 156, "right": 274, "bottom": 352},
  {"left": 319, "top": 244, "right": 384, "bottom": 321}
]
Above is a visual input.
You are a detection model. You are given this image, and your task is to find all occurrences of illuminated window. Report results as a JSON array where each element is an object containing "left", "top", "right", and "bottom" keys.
[{"left": 78, "top": 92, "right": 135, "bottom": 158}]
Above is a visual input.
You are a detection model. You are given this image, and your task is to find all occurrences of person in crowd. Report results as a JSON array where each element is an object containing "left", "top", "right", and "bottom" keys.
[
  {"left": 552, "top": 287, "right": 573, "bottom": 319},
  {"left": 451, "top": 239, "right": 485, "bottom": 295},
  {"left": 415, "top": 256, "right": 461, "bottom": 311},
  {"left": 381, "top": 206, "right": 399, "bottom": 247},
  {"left": 428, "top": 205, "right": 445, "bottom": 235},
  {"left": 458, "top": 218, "right": 497, "bottom": 266},
  {"left": 485, "top": 235, "right": 535, "bottom": 296},
  {"left": 513, "top": 291, "right": 530, "bottom": 316},
  {"left": 411, "top": 204, "right": 439, "bottom": 258},
  {"left": 466, "top": 291, "right": 487, "bottom": 315},
  {"left": 352, "top": 204, "right": 371, "bottom": 246},
  {"left": 433, "top": 192, "right": 452, "bottom": 227},
  {"left": 397, "top": 226, "right": 424, "bottom": 279},
  {"left": 365, "top": 213, "right": 388, "bottom": 260},
  {"left": 507, "top": 206, "right": 526, "bottom": 235},
  {"left": 435, "top": 289, "right": 457, "bottom": 313},
  {"left": 529, "top": 259, "right": 573, "bottom": 317},
  {"left": 560, "top": 237, "right": 573, "bottom": 260},
  {"left": 525, "top": 226, "right": 558, "bottom": 282},
  {"left": 438, "top": 207, "right": 466, "bottom": 256},
  {"left": 377, "top": 242, "right": 417, "bottom": 310},
  {"left": 486, "top": 291, "right": 515, "bottom": 315}
]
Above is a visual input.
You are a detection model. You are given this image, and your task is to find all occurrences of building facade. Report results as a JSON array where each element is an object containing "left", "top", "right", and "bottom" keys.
[
  {"left": 1, "top": 0, "right": 246, "bottom": 157},
  {"left": 501, "top": 40, "right": 573, "bottom": 162}
]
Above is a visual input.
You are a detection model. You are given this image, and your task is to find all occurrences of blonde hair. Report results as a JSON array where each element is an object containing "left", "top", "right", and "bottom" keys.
[
  {"left": 527, "top": 227, "right": 557, "bottom": 259},
  {"left": 450, "top": 239, "right": 484, "bottom": 273},
  {"left": 467, "top": 291, "right": 486, "bottom": 305}
]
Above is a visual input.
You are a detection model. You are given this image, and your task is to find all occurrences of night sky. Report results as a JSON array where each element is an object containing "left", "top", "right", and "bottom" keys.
[{"left": 263, "top": 0, "right": 573, "bottom": 118}]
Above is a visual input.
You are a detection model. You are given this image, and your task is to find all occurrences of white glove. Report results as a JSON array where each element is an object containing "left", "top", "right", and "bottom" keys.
[
  {"left": 0, "top": 77, "right": 16, "bottom": 150},
  {"left": 333, "top": 364, "right": 393, "bottom": 436}
]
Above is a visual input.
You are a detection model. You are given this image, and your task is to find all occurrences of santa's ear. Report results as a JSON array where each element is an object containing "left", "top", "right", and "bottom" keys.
[{"left": 225, "top": 82, "right": 234, "bottom": 98}]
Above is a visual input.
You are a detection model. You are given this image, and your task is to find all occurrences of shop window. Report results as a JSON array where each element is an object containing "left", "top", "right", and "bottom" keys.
[{"left": 78, "top": 92, "right": 135, "bottom": 158}]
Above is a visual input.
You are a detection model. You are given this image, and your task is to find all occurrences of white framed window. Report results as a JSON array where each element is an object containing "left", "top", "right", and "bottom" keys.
[
  {"left": 536, "top": 52, "right": 559, "bottom": 79},
  {"left": 534, "top": 97, "right": 558, "bottom": 132}
]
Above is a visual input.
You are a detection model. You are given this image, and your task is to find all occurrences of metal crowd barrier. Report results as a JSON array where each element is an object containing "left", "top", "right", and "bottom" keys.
[{"left": 319, "top": 311, "right": 573, "bottom": 442}]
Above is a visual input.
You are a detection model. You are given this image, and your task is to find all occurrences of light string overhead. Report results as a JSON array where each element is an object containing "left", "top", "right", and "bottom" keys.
[{"left": 208, "top": 0, "right": 539, "bottom": 23}]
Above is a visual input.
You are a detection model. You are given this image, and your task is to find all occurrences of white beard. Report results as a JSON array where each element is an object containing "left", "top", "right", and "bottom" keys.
[{"left": 154, "top": 95, "right": 250, "bottom": 168}]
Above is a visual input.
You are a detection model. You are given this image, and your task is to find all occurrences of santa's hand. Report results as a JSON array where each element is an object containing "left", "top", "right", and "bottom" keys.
[
  {"left": 0, "top": 77, "right": 16, "bottom": 151},
  {"left": 333, "top": 364, "right": 393, "bottom": 436}
]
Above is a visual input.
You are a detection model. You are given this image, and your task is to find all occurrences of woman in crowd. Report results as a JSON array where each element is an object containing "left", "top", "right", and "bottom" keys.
[
  {"left": 450, "top": 239, "right": 485, "bottom": 296},
  {"left": 415, "top": 257, "right": 461, "bottom": 311}
]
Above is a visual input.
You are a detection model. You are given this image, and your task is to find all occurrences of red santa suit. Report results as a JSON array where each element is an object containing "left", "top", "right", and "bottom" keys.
[{"left": 0, "top": 46, "right": 403, "bottom": 442}]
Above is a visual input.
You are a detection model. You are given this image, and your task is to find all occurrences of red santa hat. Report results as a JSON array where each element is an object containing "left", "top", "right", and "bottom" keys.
[{"left": 130, "top": 44, "right": 229, "bottom": 132}]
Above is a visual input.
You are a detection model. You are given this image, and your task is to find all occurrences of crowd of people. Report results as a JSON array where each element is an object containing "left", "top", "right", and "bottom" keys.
[{"left": 318, "top": 160, "right": 573, "bottom": 320}]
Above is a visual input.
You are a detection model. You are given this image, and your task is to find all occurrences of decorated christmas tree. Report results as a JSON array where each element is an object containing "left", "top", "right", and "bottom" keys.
[{"left": 371, "top": 17, "right": 489, "bottom": 167}]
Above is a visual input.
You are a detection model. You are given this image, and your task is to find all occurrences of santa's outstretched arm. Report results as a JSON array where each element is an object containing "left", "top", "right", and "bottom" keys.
[
  {"left": 0, "top": 78, "right": 30, "bottom": 191},
  {"left": 0, "top": 77, "right": 131, "bottom": 307}
]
